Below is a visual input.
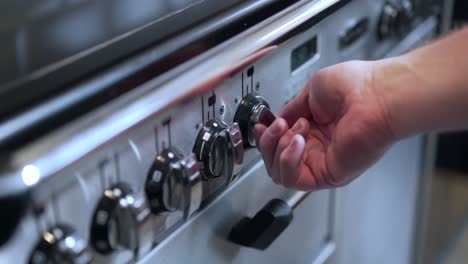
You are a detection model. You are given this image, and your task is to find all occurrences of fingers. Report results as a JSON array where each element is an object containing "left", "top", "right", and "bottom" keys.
[
  {"left": 253, "top": 124, "right": 267, "bottom": 151},
  {"left": 255, "top": 116, "right": 311, "bottom": 186},
  {"left": 271, "top": 118, "right": 310, "bottom": 185},
  {"left": 279, "top": 134, "right": 305, "bottom": 188},
  {"left": 254, "top": 61, "right": 375, "bottom": 190},
  {"left": 257, "top": 118, "right": 289, "bottom": 183},
  {"left": 255, "top": 118, "right": 333, "bottom": 190}
]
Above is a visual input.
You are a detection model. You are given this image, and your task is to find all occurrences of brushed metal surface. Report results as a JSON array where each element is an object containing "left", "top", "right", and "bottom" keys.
[{"left": 0, "top": 0, "right": 443, "bottom": 263}]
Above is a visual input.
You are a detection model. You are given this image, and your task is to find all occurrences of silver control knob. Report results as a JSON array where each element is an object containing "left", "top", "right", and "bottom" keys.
[
  {"left": 90, "top": 183, "right": 153, "bottom": 258},
  {"left": 193, "top": 119, "right": 244, "bottom": 184},
  {"left": 234, "top": 93, "right": 274, "bottom": 147},
  {"left": 378, "top": 1, "right": 413, "bottom": 40},
  {"left": 29, "top": 225, "right": 92, "bottom": 264},
  {"left": 145, "top": 148, "right": 203, "bottom": 219}
]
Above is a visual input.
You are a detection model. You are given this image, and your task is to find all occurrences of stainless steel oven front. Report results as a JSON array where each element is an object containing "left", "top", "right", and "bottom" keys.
[{"left": 0, "top": 0, "right": 448, "bottom": 263}]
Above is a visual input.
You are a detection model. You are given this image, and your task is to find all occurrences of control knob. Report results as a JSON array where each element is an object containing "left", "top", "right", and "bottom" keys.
[
  {"left": 378, "top": 1, "right": 413, "bottom": 40},
  {"left": 29, "top": 225, "right": 92, "bottom": 264},
  {"left": 145, "top": 148, "right": 203, "bottom": 219},
  {"left": 234, "top": 93, "right": 275, "bottom": 147},
  {"left": 193, "top": 119, "right": 243, "bottom": 184},
  {"left": 90, "top": 183, "right": 153, "bottom": 258}
]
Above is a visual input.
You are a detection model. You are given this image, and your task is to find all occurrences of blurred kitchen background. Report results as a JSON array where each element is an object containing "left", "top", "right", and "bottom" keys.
[{"left": 423, "top": 3, "right": 468, "bottom": 263}]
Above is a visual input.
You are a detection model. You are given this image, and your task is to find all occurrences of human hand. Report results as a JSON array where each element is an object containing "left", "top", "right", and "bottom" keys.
[{"left": 254, "top": 60, "right": 396, "bottom": 190}]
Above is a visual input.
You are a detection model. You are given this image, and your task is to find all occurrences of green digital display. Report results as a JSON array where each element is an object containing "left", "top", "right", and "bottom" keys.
[{"left": 291, "top": 36, "right": 318, "bottom": 72}]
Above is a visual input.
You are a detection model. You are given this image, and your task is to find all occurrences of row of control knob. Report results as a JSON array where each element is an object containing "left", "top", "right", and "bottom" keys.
[
  {"left": 28, "top": 93, "right": 271, "bottom": 263},
  {"left": 192, "top": 93, "right": 273, "bottom": 185}
]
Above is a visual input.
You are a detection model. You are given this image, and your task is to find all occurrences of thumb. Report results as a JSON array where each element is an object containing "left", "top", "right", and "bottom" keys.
[
  {"left": 307, "top": 66, "right": 347, "bottom": 125},
  {"left": 277, "top": 84, "right": 312, "bottom": 127}
]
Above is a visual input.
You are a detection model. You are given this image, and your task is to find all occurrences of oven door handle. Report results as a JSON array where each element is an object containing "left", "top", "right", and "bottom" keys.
[{"left": 228, "top": 191, "right": 311, "bottom": 250}]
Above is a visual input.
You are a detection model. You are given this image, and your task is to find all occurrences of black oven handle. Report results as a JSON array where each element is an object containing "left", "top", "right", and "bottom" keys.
[{"left": 228, "top": 191, "right": 311, "bottom": 250}]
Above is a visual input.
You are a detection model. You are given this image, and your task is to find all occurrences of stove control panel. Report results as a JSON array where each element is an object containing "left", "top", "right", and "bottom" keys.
[{"left": 0, "top": 0, "right": 444, "bottom": 263}]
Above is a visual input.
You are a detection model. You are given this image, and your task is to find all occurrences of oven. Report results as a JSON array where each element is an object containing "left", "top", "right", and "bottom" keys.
[{"left": 0, "top": 0, "right": 449, "bottom": 263}]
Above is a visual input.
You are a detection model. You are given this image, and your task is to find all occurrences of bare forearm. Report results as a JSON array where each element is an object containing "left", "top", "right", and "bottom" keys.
[{"left": 376, "top": 27, "right": 468, "bottom": 139}]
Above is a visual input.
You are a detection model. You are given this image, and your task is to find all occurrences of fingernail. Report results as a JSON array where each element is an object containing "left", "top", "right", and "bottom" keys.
[
  {"left": 288, "top": 135, "right": 299, "bottom": 148},
  {"left": 291, "top": 119, "right": 303, "bottom": 133},
  {"left": 289, "top": 136, "right": 298, "bottom": 148}
]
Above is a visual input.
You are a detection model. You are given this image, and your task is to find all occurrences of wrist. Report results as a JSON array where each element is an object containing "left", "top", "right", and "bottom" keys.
[{"left": 370, "top": 56, "right": 419, "bottom": 140}]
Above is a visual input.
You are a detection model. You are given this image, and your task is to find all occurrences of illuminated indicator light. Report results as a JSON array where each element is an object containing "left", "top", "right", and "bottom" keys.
[
  {"left": 64, "top": 236, "right": 77, "bottom": 248},
  {"left": 43, "top": 232, "right": 56, "bottom": 244},
  {"left": 104, "top": 189, "right": 115, "bottom": 199},
  {"left": 21, "top": 165, "right": 41, "bottom": 186}
]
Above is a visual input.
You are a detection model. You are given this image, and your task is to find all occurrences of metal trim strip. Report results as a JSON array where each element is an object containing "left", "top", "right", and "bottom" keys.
[{"left": 0, "top": 0, "right": 301, "bottom": 149}]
